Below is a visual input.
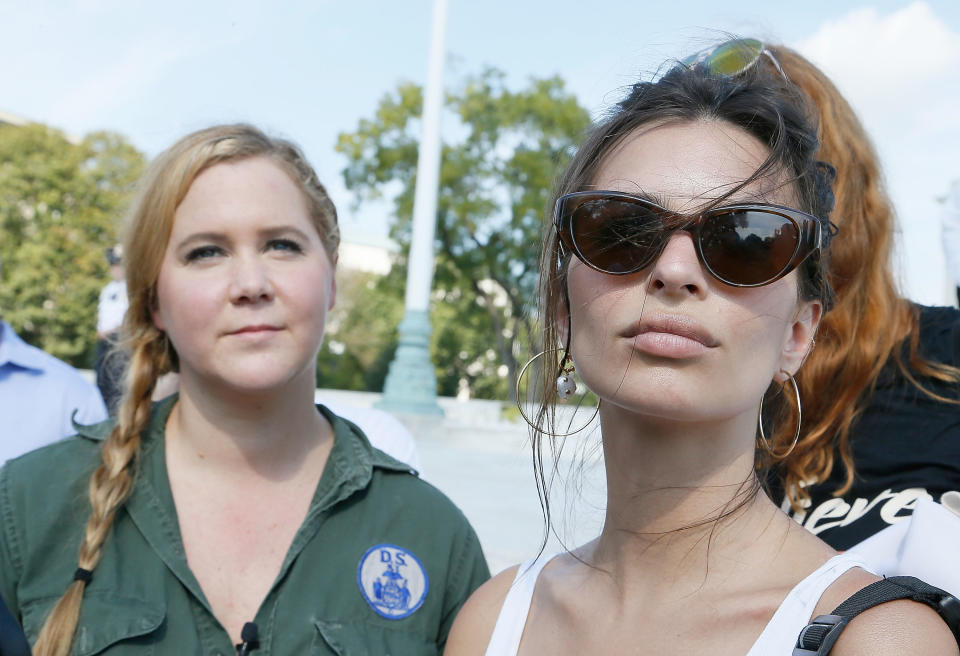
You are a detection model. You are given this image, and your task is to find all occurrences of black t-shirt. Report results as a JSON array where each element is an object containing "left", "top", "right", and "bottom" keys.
[{"left": 779, "top": 304, "right": 960, "bottom": 550}]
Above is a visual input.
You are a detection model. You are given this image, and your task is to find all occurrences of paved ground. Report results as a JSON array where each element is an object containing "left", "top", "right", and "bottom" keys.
[{"left": 416, "top": 421, "right": 608, "bottom": 574}]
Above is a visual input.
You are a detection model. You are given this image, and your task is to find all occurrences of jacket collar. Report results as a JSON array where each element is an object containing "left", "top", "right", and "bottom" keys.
[
  {"left": 73, "top": 394, "right": 412, "bottom": 618},
  {"left": 72, "top": 395, "right": 412, "bottom": 477},
  {"left": 0, "top": 321, "right": 53, "bottom": 371}
]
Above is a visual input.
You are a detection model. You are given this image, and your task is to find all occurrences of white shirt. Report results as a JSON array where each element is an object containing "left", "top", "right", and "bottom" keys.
[
  {"left": 0, "top": 321, "right": 108, "bottom": 462},
  {"left": 484, "top": 551, "right": 874, "bottom": 655},
  {"left": 847, "top": 498, "right": 960, "bottom": 598},
  {"left": 315, "top": 397, "right": 423, "bottom": 475},
  {"left": 97, "top": 279, "right": 128, "bottom": 335}
]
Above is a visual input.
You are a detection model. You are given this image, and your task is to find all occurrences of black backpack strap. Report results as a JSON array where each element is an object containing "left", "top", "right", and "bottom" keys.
[{"left": 793, "top": 576, "right": 960, "bottom": 655}]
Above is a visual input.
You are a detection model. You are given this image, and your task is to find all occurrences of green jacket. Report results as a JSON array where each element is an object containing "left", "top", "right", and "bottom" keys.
[{"left": 0, "top": 397, "right": 489, "bottom": 655}]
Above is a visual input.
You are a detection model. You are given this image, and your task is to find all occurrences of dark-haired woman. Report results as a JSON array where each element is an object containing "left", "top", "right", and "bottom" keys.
[{"left": 445, "top": 45, "right": 958, "bottom": 655}]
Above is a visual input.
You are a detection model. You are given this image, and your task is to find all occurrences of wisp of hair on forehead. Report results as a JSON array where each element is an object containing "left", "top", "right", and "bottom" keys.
[{"left": 32, "top": 124, "right": 339, "bottom": 656}]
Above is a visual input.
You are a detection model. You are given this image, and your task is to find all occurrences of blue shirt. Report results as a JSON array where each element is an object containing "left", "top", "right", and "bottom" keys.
[{"left": 0, "top": 321, "right": 107, "bottom": 462}]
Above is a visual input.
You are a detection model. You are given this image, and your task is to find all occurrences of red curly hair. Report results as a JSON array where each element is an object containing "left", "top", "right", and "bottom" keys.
[{"left": 767, "top": 45, "right": 960, "bottom": 509}]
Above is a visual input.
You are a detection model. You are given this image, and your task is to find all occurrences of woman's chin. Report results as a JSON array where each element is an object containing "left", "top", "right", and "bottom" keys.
[{"left": 190, "top": 364, "right": 313, "bottom": 399}]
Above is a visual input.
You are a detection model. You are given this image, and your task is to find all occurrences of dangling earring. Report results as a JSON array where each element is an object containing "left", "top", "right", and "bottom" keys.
[
  {"left": 556, "top": 353, "right": 577, "bottom": 398},
  {"left": 757, "top": 369, "right": 801, "bottom": 458},
  {"left": 515, "top": 348, "right": 600, "bottom": 436}
]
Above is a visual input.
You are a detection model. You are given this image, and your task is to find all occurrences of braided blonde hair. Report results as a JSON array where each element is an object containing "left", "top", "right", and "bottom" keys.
[{"left": 33, "top": 124, "right": 339, "bottom": 656}]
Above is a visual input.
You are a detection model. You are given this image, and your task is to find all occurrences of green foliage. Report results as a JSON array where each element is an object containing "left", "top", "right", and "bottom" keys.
[
  {"left": 0, "top": 123, "right": 145, "bottom": 366},
  {"left": 336, "top": 69, "right": 591, "bottom": 399},
  {"left": 316, "top": 268, "right": 405, "bottom": 391}
]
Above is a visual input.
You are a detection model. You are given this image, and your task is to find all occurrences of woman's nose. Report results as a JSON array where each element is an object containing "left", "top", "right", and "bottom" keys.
[
  {"left": 228, "top": 255, "right": 275, "bottom": 304},
  {"left": 646, "top": 232, "right": 709, "bottom": 299}
]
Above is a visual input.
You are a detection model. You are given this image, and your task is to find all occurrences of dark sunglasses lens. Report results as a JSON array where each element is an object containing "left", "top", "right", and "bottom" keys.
[
  {"left": 700, "top": 210, "right": 799, "bottom": 285},
  {"left": 568, "top": 198, "right": 662, "bottom": 273}
]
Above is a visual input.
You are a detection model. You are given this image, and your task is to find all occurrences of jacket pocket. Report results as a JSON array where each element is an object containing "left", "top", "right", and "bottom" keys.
[
  {"left": 313, "top": 619, "right": 439, "bottom": 656},
  {"left": 21, "top": 592, "right": 165, "bottom": 656}
]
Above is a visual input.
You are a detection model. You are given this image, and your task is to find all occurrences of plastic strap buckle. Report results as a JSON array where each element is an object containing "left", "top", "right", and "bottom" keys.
[
  {"left": 939, "top": 595, "right": 960, "bottom": 642},
  {"left": 793, "top": 614, "right": 850, "bottom": 656}
]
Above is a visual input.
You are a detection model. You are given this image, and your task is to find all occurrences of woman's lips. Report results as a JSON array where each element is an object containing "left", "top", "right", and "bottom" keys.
[
  {"left": 621, "top": 315, "right": 718, "bottom": 359},
  {"left": 227, "top": 325, "right": 282, "bottom": 337}
]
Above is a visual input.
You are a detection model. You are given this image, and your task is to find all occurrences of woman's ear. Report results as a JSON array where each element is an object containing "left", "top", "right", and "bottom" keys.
[
  {"left": 328, "top": 252, "right": 338, "bottom": 311},
  {"left": 328, "top": 277, "right": 337, "bottom": 311},
  {"left": 776, "top": 299, "right": 822, "bottom": 381},
  {"left": 151, "top": 306, "right": 165, "bottom": 332}
]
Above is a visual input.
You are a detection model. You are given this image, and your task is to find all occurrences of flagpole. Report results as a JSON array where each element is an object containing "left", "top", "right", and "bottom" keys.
[{"left": 377, "top": 0, "right": 448, "bottom": 415}]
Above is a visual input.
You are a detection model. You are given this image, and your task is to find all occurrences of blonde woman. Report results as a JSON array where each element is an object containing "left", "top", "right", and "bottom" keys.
[{"left": 0, "top": 124, "right": 488, "bottom": 655}]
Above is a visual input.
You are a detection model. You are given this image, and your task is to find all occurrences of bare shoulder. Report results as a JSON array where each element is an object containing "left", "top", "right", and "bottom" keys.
[
  {"left": 444, "top": 565, "right": 520, "bottom": 656},
  {"left": 832, "top": 597, "right": 958, "bottom": 656},
  {"left": 820, "top": 570, "right": 958, "bottom": 656}
]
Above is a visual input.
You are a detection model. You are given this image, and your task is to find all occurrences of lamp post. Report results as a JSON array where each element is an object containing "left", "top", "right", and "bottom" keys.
[{"left": 377, "top": 0, "right": 447, "bottom": 416}]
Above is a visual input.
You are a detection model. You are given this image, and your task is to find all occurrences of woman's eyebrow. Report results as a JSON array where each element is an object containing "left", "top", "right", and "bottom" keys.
[
  {"left": 175, "top": 231, "right": 228, "bottom": 250},
  {"left": 586, "top": 186, "right": 671, "bottom": 208},
  {"left": 173, "top": 226, "right": 313, "bottom": 250},
  {"left": 686, "top": 185, "right": 780, "bottom": 213},
  {"left": 259, "top": 225, "right": 312, "bottom": 241},
  {"left": 632, "top": 190, "right": 671, "bottom": 207}
]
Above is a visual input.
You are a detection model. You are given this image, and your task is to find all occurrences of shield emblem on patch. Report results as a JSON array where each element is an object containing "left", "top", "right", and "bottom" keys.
[{"left": 357, "top": 543, "right": 429, "bottom": 619}]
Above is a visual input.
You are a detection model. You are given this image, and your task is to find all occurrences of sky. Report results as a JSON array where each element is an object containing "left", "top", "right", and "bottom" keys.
[{"left": 2, "top": 0, "right": 958, "bottom": 304}]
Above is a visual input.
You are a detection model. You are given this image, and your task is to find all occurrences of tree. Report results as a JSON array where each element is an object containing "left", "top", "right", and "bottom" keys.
[
  {"left": 336, "top": 69, "right": 591, "bottom": 399},
  {"left": 316, "top": 267, "right": 404, "bottom": 392},
  {"left": 0, "top": 123, "right": 145, "bottom": 366}
]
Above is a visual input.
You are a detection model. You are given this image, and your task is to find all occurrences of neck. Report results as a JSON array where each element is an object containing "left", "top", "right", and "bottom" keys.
[
  {"left": 590, "top": 403, "right": 780, "bottom": 582},
  {"left": 168, "top": 367, "right": 330, "bottom": 481}
]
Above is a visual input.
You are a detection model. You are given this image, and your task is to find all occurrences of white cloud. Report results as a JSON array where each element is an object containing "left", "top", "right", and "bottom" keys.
[
  {"left": 796, "top": 2, "right": 960, "bottom": 107},
  {"left": 792, "top": 2, "right": 960, "bottom": 305}
]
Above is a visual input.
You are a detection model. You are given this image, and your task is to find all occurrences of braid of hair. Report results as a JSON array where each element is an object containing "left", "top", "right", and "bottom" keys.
[{"left": 33, "top": 329, "right": 169, "bottom": 656}]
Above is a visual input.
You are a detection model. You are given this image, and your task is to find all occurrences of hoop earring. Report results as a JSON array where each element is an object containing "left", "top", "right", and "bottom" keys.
[
  {"left": 515, "top": 349, "right": 600, "bottom": 437},
  {"left": 757, "top": 369, "right": 801, "bottom": 458}
]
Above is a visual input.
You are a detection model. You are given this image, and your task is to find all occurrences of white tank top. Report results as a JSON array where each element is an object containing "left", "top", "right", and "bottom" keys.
[{"left": 484, "top": 551, "right": 874, "bottom": 655}]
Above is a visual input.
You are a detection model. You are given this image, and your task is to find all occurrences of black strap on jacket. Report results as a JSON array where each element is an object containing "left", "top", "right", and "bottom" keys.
[
  {"left": 793, "top": 576, "right": 960, "bottom": 655},
  {"left": 0, "top": 595, "right": 31, "bottom": 656}
]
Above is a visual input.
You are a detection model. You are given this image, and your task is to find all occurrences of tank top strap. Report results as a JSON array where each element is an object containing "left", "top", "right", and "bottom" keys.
[
  {"left": 484, "top": 552, "right": 560, "bottom": 656},
  {"left": 747, "top": 552, "right": 876, "bottom": 655}
]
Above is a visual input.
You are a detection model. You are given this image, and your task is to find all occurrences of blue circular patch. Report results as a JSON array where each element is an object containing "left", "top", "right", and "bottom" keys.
[{"left": 357, "top": 543, "right": 429, "bottom": 620}]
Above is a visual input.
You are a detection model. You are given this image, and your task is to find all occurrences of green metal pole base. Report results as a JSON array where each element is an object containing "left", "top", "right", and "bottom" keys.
[{"left": 377, "top": 309, "right": 444, "bottom": 416}]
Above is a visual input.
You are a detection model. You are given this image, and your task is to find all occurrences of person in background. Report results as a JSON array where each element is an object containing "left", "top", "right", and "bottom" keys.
[
  {"left": 0, "top": 257, "right": 107, "bottom": 463},
  {"left": 0, "top": 594, "right": 29, "bottom": 656},
  {"left": 0, "top": 124, "right": 487, "bottom": 655},
  {"left": 317, "top": 396, "right": 424, "bottom": 473},
  {"left": 766, "top": 44, "right": 960, "bottom": 551},
  {"left": 94, "top": 244, "right": 128, "bottom": 414},
  {"left": 941, "top": 180, "right": 960, "bottom": 306}
]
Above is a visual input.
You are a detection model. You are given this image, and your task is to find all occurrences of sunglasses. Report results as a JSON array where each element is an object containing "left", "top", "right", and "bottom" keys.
[
  {"left": 679, "top": 38, "right": 788, "bottom": 82},
  {"left": 554, "top": 191, "right": 826, "bottom": 288}
]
